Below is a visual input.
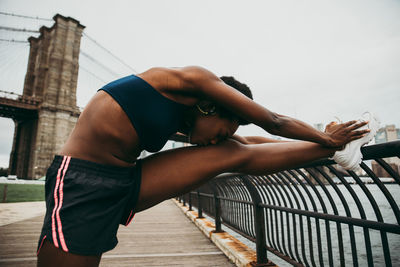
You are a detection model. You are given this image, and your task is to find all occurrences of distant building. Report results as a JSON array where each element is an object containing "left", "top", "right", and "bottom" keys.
[
  {"left": 372, "top": 125, "right": 400, "bottom": 177},
  {"left": 314, "top": 123, "right": 324, "bottom": 132},
  {"left": 375, "top": 125, "right": 400, "bottom": 144}
]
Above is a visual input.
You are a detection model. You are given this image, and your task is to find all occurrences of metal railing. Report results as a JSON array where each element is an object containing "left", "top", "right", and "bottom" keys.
[{"left": 178, "top": 140, "right": 400, "bottom": 267}]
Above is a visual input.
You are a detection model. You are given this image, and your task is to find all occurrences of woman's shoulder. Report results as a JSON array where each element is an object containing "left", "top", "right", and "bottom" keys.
[
  {"left": 140, "top": 66, "right": 217, "bottom": 89},
  {"left": 138, "top": 67, "right": 210, "bottom": 106}
]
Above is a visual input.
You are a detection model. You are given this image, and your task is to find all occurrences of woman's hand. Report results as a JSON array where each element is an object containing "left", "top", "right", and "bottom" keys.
[{"left": 324, "top": 120, "right": 370, "bottom": 148}]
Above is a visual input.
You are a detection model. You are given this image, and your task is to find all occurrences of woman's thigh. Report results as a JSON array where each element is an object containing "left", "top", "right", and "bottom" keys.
[{"left": 135, "top": 139, "right": 248, "bottom": 212}]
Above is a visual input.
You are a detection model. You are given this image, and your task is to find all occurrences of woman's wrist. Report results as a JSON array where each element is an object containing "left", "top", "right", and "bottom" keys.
[
  {"left": 320, "top": 133, "right": 346, "bottom": 150},
  {"left": 319, "top": 132, "right": 335, "bottom": 147}
]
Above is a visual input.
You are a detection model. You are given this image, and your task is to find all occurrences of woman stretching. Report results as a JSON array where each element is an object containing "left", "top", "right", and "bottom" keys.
[{"left": 37, "top": 66, "right": 377, "bottom": 267}]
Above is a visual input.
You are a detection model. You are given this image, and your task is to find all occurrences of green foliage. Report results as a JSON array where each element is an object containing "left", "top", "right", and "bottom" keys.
[{"left": 1, "top": 184, "right": 44, "bottom": 203}]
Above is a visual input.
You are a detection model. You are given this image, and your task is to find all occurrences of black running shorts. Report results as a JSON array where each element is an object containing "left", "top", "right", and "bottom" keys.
[{"left": 37, "top": 155, "right": 142, "bottom": 255}]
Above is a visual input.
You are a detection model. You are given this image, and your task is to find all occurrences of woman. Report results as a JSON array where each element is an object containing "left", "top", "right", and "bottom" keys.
[{"left": 37, "top": 66, "right": 374, "bottom": 266}]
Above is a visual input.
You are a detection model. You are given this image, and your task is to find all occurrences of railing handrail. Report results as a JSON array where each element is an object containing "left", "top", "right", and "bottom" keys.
[{"left": 214, "top": 140, "right": 400, "bottom": 179}]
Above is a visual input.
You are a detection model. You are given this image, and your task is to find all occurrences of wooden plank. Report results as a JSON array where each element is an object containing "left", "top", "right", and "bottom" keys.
[{"left": 0, "top": 200, "right": 235, "bottom": 266}]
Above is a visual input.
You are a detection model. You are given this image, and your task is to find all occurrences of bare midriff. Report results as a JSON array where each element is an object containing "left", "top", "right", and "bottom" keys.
[{"left": 59, "top": 90, "right": 142, "bottom": 167}]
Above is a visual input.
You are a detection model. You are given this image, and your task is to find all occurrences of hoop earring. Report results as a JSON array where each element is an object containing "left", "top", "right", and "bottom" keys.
[{"left": 196, "top": 104, "right": 216, "bottom": 115}]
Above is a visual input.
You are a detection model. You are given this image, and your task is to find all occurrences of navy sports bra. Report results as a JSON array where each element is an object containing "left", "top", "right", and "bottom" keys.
[{"left": 100, "top": 75, "right": 190, "bottom": 152}]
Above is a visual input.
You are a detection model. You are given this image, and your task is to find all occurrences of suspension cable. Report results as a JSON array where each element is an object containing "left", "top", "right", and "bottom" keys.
[
  {"left": 82, "top": 33, "right": 138, "bottom": 74},
  {"left": 80, "top": 50, "right": 120, "bottom": 78},
  {"left": 79, "top": 65, "right": 107, "bottom": 83},
  {"left": 0, "top": 26, "right": 39, "bottom": 33},
  {"left": 0, "top": 38, "right": 28, "bottom": 43},
  {"left": 0, "top": 11, "right": 52, "bottom": 21}
]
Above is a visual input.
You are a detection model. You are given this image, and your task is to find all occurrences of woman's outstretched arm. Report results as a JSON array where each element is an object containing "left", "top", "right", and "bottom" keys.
[
  {"left": 257, "top": 114, "right": 370, "bottom": 148},
  {"left": 179, "top": 66, "right": 369, "bottom": 147}
]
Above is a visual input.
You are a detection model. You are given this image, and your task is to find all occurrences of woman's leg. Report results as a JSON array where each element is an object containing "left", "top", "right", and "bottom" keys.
[
  {"left": 37, "top": 139, "right": 335, "bottom": 266},
  {"left": 37, "top": 240, "right": 101, "bottom": 267},
  {"left": 135, "top": 139, "right": 337, "bottom": 212}
]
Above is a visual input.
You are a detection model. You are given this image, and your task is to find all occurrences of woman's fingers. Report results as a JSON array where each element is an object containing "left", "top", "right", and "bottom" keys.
[
  {"left": 349, "top": 133, "right": 368, "bottom": 141},
  {"left": 343, "top": 120, "right": 357, "bottom": 127},
  {"left": 348, "top": 121, "right": 368, "bottom": 131},
  {"left": 348, "top": 130, "right": 369, "bottom": 138},
  {"left": 339, "top": 121, "right": 369, "bottom": 134}
]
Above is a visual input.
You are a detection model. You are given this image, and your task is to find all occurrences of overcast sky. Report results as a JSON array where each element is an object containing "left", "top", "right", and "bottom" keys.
[{"left": 0, "top": 0, "right": 399, "bottom": 167}]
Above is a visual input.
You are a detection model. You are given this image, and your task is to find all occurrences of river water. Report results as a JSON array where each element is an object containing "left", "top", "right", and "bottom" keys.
[{"left": 210, "top": 183, "right": 400, "bottom": 267}]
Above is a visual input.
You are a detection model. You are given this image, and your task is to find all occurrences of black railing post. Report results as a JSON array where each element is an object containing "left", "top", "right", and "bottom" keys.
[
  {"left": 211, "top": 181, "right": 223, "bottom": 232},
  {"left": 188, "top": 192, "right": 193, "bottom": 211},
  {"left": 242, "top": 175, "right": 268, "bottom": 265},
  {"left": 214, "top": 194, "right": 222, "bottom": 232},
  {"left": 197, "top": 189, "right": 203, "bottom": 218},
  {"left": 182, "top": 193, "right": 186, "bottom": 206}
]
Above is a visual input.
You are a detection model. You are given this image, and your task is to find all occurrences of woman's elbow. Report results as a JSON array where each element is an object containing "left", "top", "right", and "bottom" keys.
[{"left": 265, "top": 113, "right": 286, "bottom": 135}]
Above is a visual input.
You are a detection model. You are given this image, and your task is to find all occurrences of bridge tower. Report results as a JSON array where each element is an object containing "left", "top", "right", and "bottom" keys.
[{"left": 9, "top": 14, "right": 85, "bottom": 179}]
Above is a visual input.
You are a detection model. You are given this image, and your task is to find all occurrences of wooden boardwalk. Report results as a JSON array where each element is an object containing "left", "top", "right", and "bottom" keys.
[{"left": 0, "top": 200, "right": 235, "bottom": 266}]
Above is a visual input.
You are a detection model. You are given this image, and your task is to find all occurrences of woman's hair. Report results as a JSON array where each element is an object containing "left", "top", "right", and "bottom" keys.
[{"left": 219, "top": 76, "right": 253, "bottom": 125}]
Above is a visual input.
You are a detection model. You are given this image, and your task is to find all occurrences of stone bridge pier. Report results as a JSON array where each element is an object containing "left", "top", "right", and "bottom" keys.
[{"left": 9, "top": 14, "right": 85, "bottom": 179}]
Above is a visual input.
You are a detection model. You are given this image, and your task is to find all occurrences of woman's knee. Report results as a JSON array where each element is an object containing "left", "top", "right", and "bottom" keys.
[{"left": 216, "top": 138, "right": 251, "bottom": 172}]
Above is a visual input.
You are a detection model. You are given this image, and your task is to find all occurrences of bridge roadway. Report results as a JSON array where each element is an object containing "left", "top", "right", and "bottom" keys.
[
  {"left": 0, "top": 90, "right": 40, "bottom": 120},
  {"left": 0, "top": 200, "right": 235, "bottom": 266}
]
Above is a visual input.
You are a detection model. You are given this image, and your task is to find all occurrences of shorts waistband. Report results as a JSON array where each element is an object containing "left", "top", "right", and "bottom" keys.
[{"left": 52, "top": 155, "right": 140, "bottom": 177}]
